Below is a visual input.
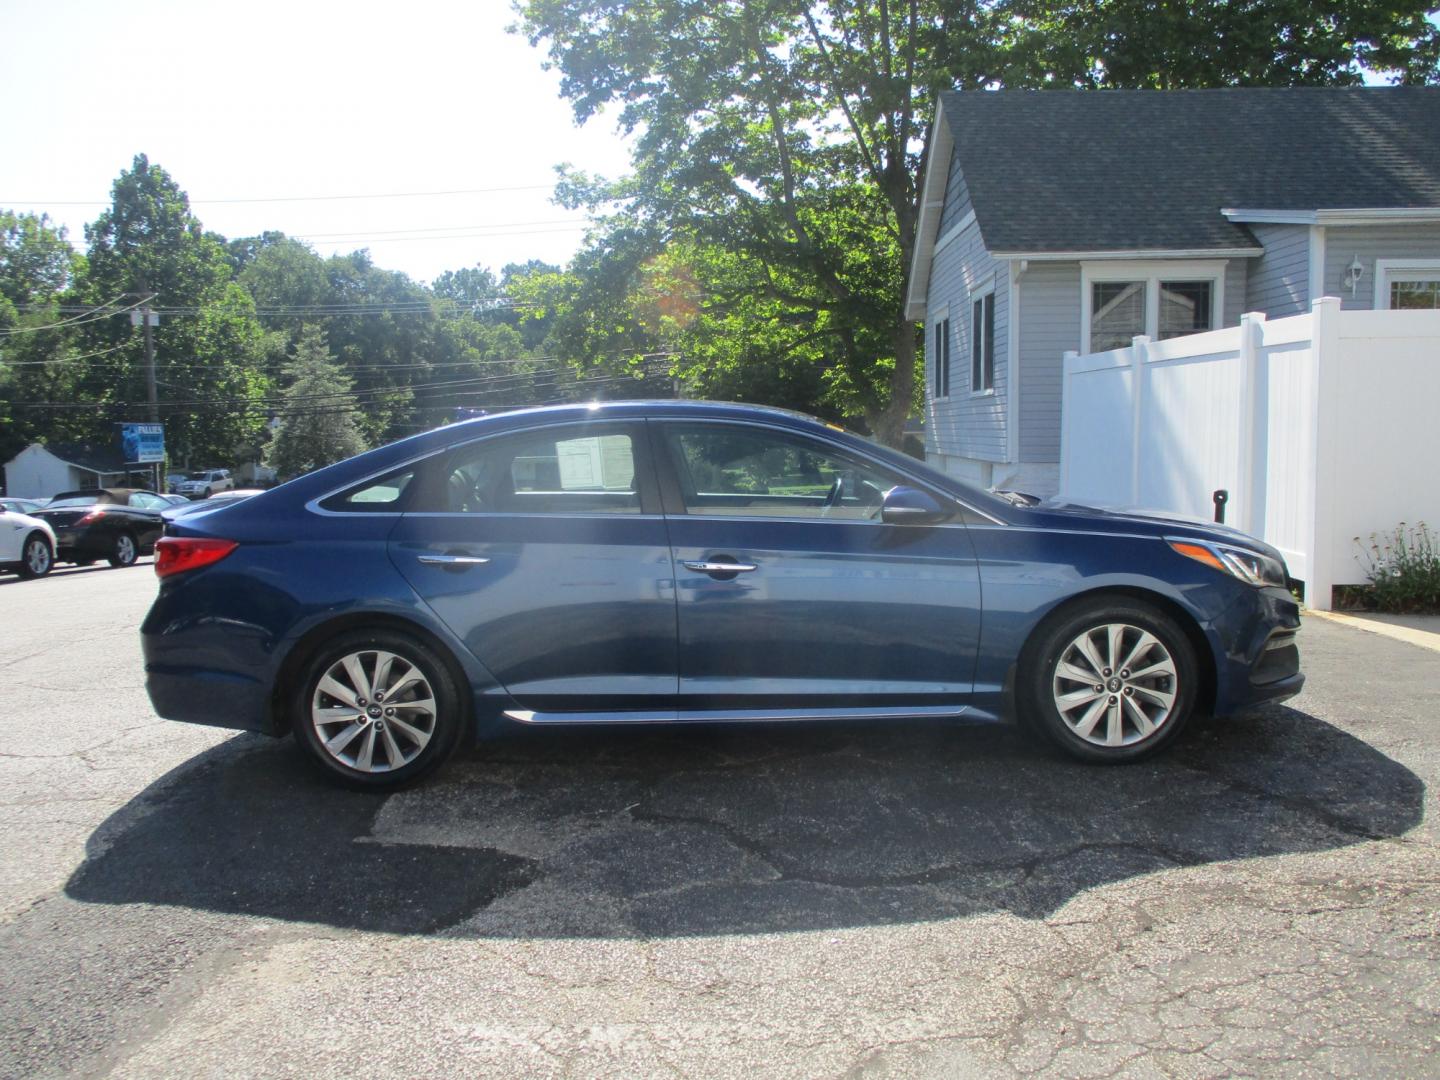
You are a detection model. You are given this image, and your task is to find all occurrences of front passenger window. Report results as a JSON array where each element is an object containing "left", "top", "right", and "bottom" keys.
[{"left": 664, "top": 424, "right": 901, "bottom": 521}]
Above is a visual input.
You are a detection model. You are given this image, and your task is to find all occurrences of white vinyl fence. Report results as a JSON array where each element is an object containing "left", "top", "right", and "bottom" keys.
[{"left": 1060, "top": 297, "right": 1440, "bottom": 609}]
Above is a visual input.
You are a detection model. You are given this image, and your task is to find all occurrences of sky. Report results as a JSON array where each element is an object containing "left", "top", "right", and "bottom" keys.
[{"left": 0, "top": 0, "right": 636, "bottom": 284}]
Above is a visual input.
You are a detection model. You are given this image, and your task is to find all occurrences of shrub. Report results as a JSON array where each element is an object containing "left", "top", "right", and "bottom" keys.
[{"left": 1353, "top": 522, "right": 1440, "bottom": 613}]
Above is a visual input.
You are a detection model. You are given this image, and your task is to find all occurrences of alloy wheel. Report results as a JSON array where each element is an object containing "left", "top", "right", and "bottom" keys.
[
  {"left": 1051, "top": 622, "right": 1178, "bottom": 747},
  {"left": 24, "top": 537, "right": 51, "bottom": 576},
  {"left": 310, "top": 649, "right": 437, "bottom": 773}
]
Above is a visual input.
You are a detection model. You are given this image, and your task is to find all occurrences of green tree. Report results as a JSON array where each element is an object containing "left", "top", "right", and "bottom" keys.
[
  {"left": 516, "top": 0, "right": 1440, "bottom": 444},
  {"left": 269, "top": 326, "right": 368, "bottom": 477},
  {"left": 77, "top": 155, "right": 270, "bottom": 465},
  {"left": 0, "top": 211, "right": 90, "bottom": 463}
]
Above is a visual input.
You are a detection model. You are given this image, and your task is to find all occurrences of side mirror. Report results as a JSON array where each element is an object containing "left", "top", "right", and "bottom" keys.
[{"left": 880, "top": 486, "right": 952, "bottom": 526}]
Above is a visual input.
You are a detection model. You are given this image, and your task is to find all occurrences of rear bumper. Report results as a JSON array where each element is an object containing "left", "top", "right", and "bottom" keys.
[{"left": 146, "top": 665, "right": 273, "bottom": 733}]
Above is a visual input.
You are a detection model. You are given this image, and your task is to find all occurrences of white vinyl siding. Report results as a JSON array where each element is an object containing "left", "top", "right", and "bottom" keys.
[
  {"left": 1322, "top": 224, "right": 1440, "bottom": 309},
  {"left": 926, "top": 210, "right": 1008, "bottom": 463},
  {"left": 1223, "top": 257, "right": 1248, "bottom": 328},
  {"left": 936, "top": 148, "right": 974, "bottom": 237},
  {"left": 1017, "top": 262, "right": 1080, "bottom": 463},
  {"left": 1245, "top": 224, "right": 1311, "bottom": 317}
]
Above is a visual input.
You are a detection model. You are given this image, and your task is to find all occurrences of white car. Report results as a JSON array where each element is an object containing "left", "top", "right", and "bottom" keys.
[
  {"left": 175, "top": 469, "right": 235, "bottom": 499},
  {"left": 0, "top": 507, "right": 57, "bottom": 578}
]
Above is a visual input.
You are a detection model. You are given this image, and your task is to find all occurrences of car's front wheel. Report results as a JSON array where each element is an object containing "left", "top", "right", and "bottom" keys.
[
  {"left": 1020, "top": 599, "right": 1198, "bottom": 763},
  {"left": 291, "top": 630, "right": 465, "bottom": 789},
  {"left": 18, "top": 533, "right": 53, "bottom": 579}
]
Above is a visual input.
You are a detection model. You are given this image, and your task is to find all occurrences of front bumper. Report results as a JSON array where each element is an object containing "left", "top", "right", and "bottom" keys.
[{"left": 1211, "top": 586, "right": 1305, "bottom": 714}]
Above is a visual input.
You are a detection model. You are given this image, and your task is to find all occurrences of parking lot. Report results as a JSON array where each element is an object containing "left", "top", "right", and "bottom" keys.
[{"left": 1, "top": 564, "right": 1436, "bottom": 1078}]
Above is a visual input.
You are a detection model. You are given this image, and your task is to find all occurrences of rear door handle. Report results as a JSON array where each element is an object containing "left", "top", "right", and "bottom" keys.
[
  {"left": 682, "top": 560, "right": 757, "bottom": 574},
  {"left": 417, "top": 554, "right": 491, "bottom": 566}
]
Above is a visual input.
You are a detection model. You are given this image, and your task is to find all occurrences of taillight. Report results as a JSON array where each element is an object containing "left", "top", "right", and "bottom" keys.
[
  {"left": 77, "top": 509, "right": 106, "bottom": 525},
  {"left": 154, "top": 537, "right": 238, "bottom": 579}
]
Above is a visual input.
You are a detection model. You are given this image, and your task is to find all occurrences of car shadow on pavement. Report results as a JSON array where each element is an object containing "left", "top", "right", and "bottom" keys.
[{"left": 66, "top": 706, "right": 1423, "bottom": 938}]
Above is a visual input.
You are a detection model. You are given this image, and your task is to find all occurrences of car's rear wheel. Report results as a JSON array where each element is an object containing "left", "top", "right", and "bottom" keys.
[
  {"left": 108, "top": 532, "right": 138, "bottom": 568},
  {"left": 1020, "top": 599, "right": 1198, "bottom": 763},
  {"left": 291, "top": 629, "right": 465, "bottom": 789},
  {"left": 18, "top": 534, "right": 53, "bottom": 579}
]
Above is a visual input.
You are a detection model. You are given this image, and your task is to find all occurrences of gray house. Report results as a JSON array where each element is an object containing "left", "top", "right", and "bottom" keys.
[{"left": 906, "top": 87, "right": 1440, "bottom": 496}]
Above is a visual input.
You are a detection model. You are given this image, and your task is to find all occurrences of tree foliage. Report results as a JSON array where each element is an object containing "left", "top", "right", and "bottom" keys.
[
  {"left": 77, "top": 155, "right": 272, "bottom": 464},
  {"left": 515, "top": 0, "right": 1440, "bottom": 445},
  {"left": 268, "top": 326, "right": 368, "bottom": 478},
  {"left": 0, "top": 212, "right": 86, "bottom": 461}
]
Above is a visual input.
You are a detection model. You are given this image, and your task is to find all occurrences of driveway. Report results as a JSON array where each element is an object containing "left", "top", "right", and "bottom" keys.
[{"left": 1, "top": 566, "right": 1436, "bottom": 1078}]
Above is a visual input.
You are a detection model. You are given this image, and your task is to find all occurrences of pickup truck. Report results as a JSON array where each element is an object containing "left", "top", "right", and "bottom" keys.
[{"left": 174, "top": 469, "right": 235, "bottom": 499}]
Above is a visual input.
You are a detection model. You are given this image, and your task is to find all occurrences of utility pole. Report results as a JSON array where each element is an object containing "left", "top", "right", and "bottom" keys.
[
  {"left": 134, "top": 280, "right": 159, "bottom": 423},
  {"left": 130, "top": 282, "right": 161, "bottom": 488}
]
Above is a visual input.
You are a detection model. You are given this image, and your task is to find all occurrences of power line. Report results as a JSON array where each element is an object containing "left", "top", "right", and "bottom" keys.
[
  {"left": 292, "top": 217, "right": 589, "bottom": 240},
  {"left": 5, "top": 365, "right": 672, "bottom": 411},
  {"left": 0, "top": 294, "right": 140, "bottom": 337},
  {"left": 1, "top": 183, "right": 560, "bottom": 207},
  {"left": 0, "top": 342, "right": 131, "bottom": 366}
]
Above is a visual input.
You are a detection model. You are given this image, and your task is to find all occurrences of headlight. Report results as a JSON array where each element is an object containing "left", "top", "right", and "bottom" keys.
[{"left": 1168, "top": 538, "right": 1288, "bottom": 588}]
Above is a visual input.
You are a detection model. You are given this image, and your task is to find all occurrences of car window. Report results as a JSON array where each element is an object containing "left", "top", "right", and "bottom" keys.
[
  {"left": 129, "top": 492, "right": 167, "bottom": 510},
  {"left": 321, "top": 468, "right": 416, "bottom": 513},
  {"left": 432, "top": 425, "right": 642, "bottom": 515},
  {"left": 663, "top": 424, "right": 902, "bottom": 521}
]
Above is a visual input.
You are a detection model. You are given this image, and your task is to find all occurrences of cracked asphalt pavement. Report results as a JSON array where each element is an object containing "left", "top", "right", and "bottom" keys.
[{"left": 1, "top": 563, "right": 1437, "bottom": 1078}]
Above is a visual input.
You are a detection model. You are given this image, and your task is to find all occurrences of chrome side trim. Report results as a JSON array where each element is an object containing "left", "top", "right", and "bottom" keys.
[
  {"left": 416, "top": 554, "right": 492, "bottom": 566},
  {"left": 503, "top": 703, "right": 970, "bottom": 725}
]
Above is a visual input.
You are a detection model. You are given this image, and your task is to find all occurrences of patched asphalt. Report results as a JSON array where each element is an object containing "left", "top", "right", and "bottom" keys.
[{"left": 1, "top": 565, "right": 1436, "bottom": 1078}]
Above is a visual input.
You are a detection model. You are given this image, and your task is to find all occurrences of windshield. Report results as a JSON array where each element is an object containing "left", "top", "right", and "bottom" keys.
[
  {"left": 46, "top": 494, "right": 112, "bottom": 508},
  {"left": 186, "top": 472, "right": 211, "bottom": 480}
]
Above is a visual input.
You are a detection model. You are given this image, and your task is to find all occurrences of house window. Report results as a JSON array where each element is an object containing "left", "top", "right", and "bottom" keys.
[
  {"left": 971, "top": 290, "right": 994, "bottom": 393},
  {"left": 1159, "top": 281, "right": 1213, "bottom": 338},
  {"left": 933, "top": 315, "right": 951, "bottom": 398},
  {"left": 1082, "top": 261, "right": 1225, "bottom": 353},
  {"left": 1376, "top": 260, "right": 1440, "bottom": 310},
  {"left": 1091, "top": 282, "right": 1146, "bottom": 352}
]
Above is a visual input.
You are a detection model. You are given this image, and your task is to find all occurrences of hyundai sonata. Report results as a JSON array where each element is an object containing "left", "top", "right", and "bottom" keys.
[{"left": 142, "top": 401, "right": 1302, "bottom": 787}]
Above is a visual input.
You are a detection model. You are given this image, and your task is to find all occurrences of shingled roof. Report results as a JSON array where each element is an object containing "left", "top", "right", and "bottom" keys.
[
  {"left": 944, "top": 86, "right": 1440, "bottom": 255},
  {"left": 905, "top": 86, "right": 1440, "bottom": 318},
  {"left": 45, "top": 441, "right": 127, "bottom": 474}
]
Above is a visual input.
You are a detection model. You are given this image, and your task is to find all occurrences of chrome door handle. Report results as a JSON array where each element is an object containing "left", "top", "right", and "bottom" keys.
[
  {"left": 682, "top": 560, "right": 757, "bottom": 574},
  {"left": 417, "top": 554, "right": 491, "bottom": 566}
]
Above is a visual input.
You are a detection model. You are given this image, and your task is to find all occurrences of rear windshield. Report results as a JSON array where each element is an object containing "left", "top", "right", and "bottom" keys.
[{"left": 46, "top": 493, "right": 114, "bottom": 508}]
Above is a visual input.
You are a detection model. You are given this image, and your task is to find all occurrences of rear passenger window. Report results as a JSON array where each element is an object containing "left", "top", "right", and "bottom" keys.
[
  {"left": 440, "top": 426, "right": 641, "bottom": 514},
  {"left": 321, "top": 469, "right": 416, "bottom": 512}
]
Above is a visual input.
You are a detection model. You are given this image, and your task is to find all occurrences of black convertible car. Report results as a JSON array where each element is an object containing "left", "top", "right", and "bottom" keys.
[{"left": 32, "top": 489, "right": 168, "bottom": 568}]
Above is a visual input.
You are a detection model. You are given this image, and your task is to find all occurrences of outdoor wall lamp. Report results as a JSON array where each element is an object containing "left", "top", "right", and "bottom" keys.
[{"left": 1345, "top": 255, "right": 1365, "bottom": 296}]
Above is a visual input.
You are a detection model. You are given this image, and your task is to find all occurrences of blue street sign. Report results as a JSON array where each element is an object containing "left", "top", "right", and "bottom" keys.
[{"left": 121, "top": 423, "right": 165, "bottom": 464}]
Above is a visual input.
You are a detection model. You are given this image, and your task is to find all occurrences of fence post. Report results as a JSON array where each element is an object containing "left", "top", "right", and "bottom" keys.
[
  {"left": 1059, "top": 350, "right": 1079, "bottom": 494},
  {"left": 1130, "top": 335, "right": 1150, "bottom": 506},
  {"left": 1236, "top": 312, "right": 1267, "bottom": 535},
  {"left": 1305, "top": 297, "right": 1343, "bottom": 610}
]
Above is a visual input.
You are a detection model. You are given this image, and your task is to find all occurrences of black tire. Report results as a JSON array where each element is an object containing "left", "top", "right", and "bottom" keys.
[
  {"left": 17, "top": 533, "right": 53, "bottom": 579},
  {"left": 290, "top": 629, "right": 466, "bottom": 790},
  {"left": 1018, "top": 598, "right": 1198, "bottom": 764},
  {"left": 108, "top": 531, "right": 139, "bottom": 568},
  {"left": 203, "top": 487, "right": 212, "bottom": 499}
]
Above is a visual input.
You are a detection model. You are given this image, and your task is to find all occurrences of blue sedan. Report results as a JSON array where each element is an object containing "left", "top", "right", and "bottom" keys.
[{"left": 142, "top": 401, "right": 1302, "bottom": 788}]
